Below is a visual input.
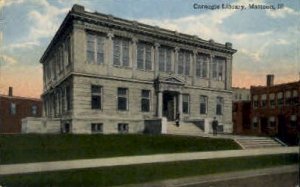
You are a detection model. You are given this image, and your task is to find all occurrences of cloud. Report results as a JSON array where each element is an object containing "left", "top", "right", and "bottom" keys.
[
  {"left": 27, "top": 1, "right": 69, "bottom": 41},
  {"left": 266, "top": 7, "right": 300, "bottom": 18},
  {"left": 0, "top": 0, "right": 24, "bottom": 8},
  {"left": 0, "top": 54, "right": 18, "bottom": 66}
]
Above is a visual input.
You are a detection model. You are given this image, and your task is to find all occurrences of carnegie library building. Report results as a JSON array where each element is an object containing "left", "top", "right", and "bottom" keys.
[{"left": 22, "top": 4, "right": 237, "bottom": 134}]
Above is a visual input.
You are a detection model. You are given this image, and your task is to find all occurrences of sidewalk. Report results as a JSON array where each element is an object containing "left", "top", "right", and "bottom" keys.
[
  {"left": 0, "top": 146, "right": 298, "bottom": 175},
  {"left": 119, "top": 164, "right": 299, "bottom": 187}
]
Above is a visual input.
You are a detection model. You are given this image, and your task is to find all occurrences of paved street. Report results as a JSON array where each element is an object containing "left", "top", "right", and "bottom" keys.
[
  {"left": 120, "top": 164, "right": 299, "bottom": 187},
  {"left": 0, "top": 146, "right": 298, "bottom": 175}
]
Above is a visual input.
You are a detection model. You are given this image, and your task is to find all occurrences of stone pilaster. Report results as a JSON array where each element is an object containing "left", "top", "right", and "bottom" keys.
[
  {"left": 131, "top": 37, "right": 138, "bottom": 78},
  {"left": 174, "top": 47, "right": 179, "bottom": 74},
  {"left": 192, "top": 49, "right": 197, "bottom": 86},
  {"left": 157, "top": 91, "right": 163, "bottom": 117},
  {"left": 106, "top": 32, "right": 114, "bottom": 76},
  {"left": 178, "top": 92, "right": 183, "bottom": 120},
  {"left": 154, "top": 42, "right": 160, "bottom": 78}
]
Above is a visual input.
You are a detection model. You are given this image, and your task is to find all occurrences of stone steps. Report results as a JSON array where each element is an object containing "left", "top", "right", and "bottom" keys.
[
  {"left": 234, "top": 137, "right": 284, "bottom": 149},
  {"left": 167, "top": 121, "right": 204, "bottom": 136}
]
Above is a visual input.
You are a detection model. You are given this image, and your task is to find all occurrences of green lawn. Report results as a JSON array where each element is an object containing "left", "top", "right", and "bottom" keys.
[
  {"left": 0, "top": 134, "right": 241, "bottom": 164},
  {"left": 0, "top": 154, "right": 297, "bottom": 187}
]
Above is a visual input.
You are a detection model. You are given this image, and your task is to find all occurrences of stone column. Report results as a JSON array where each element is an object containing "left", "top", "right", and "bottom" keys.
[
  {"left": 154, "top": 42, "right": 160, "bottom": 78},
  {"left": 178, "top": 92, "right": 183, "bottom": 120},
  {"left": 157, "top": 91, "right": 163, "bottom": 118},
  {"left": 209, "top": 54, "right": 214, "bottom": 88},
  {"left": 174, "top": 47, "right": 179, "bottom": 74},
  {"left": 192, "top": 49, "right": 197, "bottom": 86},
  {"left": 106, "top": 32, "right": 114, "bottom": 76},
  {"left": 131, "top": 37, "right": 138, "bottom": 78},
  {"left": 225, "top": 56, "right": 232, "bottom": 90}
]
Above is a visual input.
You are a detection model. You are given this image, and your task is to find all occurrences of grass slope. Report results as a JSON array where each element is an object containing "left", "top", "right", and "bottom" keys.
[
  {"left": 0, "top": 154, "right": 297, "bottom": 187},
  {"left": 0, "top": 134, "right": 240, "bottom": 164},
  {"left": 0, "top": 135, "right": 240, "bottom": 164}
]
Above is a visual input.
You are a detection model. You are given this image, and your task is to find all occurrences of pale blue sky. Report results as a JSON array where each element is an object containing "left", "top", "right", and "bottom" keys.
[{"left": 0, "top": 0, "right": 299, "bottom": 97}]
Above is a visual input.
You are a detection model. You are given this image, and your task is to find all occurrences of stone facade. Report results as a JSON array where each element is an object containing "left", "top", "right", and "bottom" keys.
[{"left": 38, "top": 4, "right": 236, "bottom": 134}]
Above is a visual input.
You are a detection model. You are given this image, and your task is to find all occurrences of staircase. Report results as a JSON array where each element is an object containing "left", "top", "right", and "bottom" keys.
[
  {"left": 167, "top": 121, "right": 204, "bottom": 136},
  {"left": 234, "top": 136, "right": 284, "bottom": 149}
]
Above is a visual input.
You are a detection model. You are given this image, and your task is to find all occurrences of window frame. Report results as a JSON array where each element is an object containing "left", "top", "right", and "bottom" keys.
[
  {"left": 200, "top": 95, "right": 208, "bottom": 114},
  {"left": 91, "top": 123, "right": 103, "bottom": 133},
  {"left": 113, "top": 37, "right": 130, "bottom": 67},
  {"left": 117, "top": 88, "right": 129, "bottom": 111},
  {"left": 91, "top": 85, "right": 102, "bottom": 110},
  {"left": 141, "top": 90, "right": 151, "bottom": 112},
  {"left": 182, "top": 94, "right": 190, "bottom": 114},
  {"left": 216, "top": 97, "right": 223, "bottom": 115}
]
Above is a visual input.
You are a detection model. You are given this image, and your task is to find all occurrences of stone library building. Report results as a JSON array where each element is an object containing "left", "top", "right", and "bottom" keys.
[{"left": 24, "top": 5, "right": 237, "bottom": 134}]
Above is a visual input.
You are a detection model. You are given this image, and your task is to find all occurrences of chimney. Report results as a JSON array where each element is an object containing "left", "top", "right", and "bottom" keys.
[
  {"left": 266, "top": 74, "right": 274, "bottom": 86},
  {"left": 8, "top": 86, "right": 13, "bottom": 97}
]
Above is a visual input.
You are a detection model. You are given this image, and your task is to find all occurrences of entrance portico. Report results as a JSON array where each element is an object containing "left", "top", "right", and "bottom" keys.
[{"left": 155, "top": 76, "right": 184, "bottom": 121}]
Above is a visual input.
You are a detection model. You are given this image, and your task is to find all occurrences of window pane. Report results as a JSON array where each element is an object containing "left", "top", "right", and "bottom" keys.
[
  {"left": 113, "top": 39, "right": 121, "bottom": 65},
  {"left": 137, "top": 43, "right": 144, "bottom": 69},
  {"left": 87, "top": 34, "right": 95, "bottom": 63},
  {"left": 92, "top": 96, "right": 101, "bottom": 109},
  {"left": 159, "top": 48, "right": 165, "bottom": 72},
  {"left": 178, "top": 52, "right": 184, "bottom": 74},
  {"left": 185, "top": 53, "right": 190, "bottom": 75},
  {"left": 142, "top": 90, "right": 150, "bottom": 98},
  {"left": 141, "top": 99, "right": 150, "bottom": 112},
  {"left": 118, "top": 88, "right": 127, "bottom": 95},
  {"left": 92, "top": 85, "right": 101, "bottom": 94},
  {"left": 166, "top": 49, "right": 172, "bottom": 72},
  {"left": 145, "top": 45, "right": 152, "bottom": 70},
  {"left": 182, "top": 94, "right": 189, "bottom": 114},
  {"left": 122, "top": 40, "right": 129, "bottom": 67},
  {"left": 118, "top": 97, "right": 127, "bottom": 110},
  {"left": 96, "top": 36, "right": 105, "bottom": 64}
]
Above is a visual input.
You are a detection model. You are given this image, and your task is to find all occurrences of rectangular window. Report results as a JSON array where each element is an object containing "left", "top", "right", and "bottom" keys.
[
  {"left": 66, "top": 86, "right": 71, "bottom": 111},
  {"left": 261, "top": 94, "right": 267, "bottom": 108},
  {"left": 113, "top": 38, "right": 129, "bottom": 67},
  {"left": 10, "top": 103, "right": 16, "bottom": 115},
  {"left": 290, "top": 115, "right": 297, "bottom": 127},
  {"left": 141, "top": 90, "right": 150, "bottom": 112},
  {"left": 200, "top": 95, "right": 208, "bottom": 114},
  {"left": 178, "top": 51, "right": 191, "bottom": 75},
  {"left": 292, "top": 90, "right": 298, "bottom": 105},
  {"left": 87, "top": 34, "right": 95, "bottom": 63},
  {"left": 137, "top": 43, "right": 152, "bottom": 70},
  {"left": 269, "top": 117, "right": 276, "bottom": 128},
  {"left": 216, "top": 97, "right": 223, "bottom": 115},
  {"left": 285, "top": 90, "right": 292, "bottom": 105},
  {"left": 118, "top": 88, "right": 128, "bottom": 111},
  {"left": 196, "top": 54, "right": 208, "bottom": 78},
  {"left": 182, "top": 94, "right": 189, "bottom": 114},
  {"left": 277, "top": 92, "right": 283, "bottom": 106},
  {"left": 87, "top": 34, "right": 105, "bottom": 64},
  {"left": 91, "top": 123, "right": 103, "bottom": 133},
  {"left": 32, "top": 105, "right": 37, "bottom": 115},
  {"left": 252, "top": 117, "right": 258, "bottom": 128},
  {"left": 159, "top": 47, "right": 172, "bottom": 72},
  {"left": 269, "top": 93, "right": 275, "bottom": 108},
  {"left": 253, "top": 95, "right": 259, "bottom": 108},
  {"left": 65, "top": 37, "right": 71, "bottom": 66},
  {"left": 212, "top": 57, "right": 225, "bottom": 81},
  {"left": 91, "top": 85, "right": 102, "bottom": 109},
  {"left": 118, "top": 123, "right": 129, "bottom": 133}
]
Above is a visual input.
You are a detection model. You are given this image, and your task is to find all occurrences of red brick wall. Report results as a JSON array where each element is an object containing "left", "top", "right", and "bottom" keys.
[{"left": 0, "top": 96, "right": 42, "bottom": 133}]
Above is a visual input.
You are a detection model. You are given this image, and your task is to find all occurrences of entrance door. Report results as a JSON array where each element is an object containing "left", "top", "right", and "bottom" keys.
[
  {"left": 278, "top": 115, "right": 286, "bottom": 140},
  {"left": 260, "top": 117, "right": 268, "bottom": 134},
  {"left": 163, "top": 92, "right": 177, "bottom": 121}
]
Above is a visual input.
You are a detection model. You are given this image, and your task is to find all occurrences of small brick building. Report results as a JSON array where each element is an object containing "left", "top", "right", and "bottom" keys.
[
  {"left": 0, "top": 87, "right": 42, "bottom": 133},
  {"left": 249, "top": 75, "right": 299, "bottom": 144}
]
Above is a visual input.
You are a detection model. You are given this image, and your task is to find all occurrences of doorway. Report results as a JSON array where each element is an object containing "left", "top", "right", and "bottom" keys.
[
  {"left": 163, "top": 91, "right": 178, "bottom": 121},
  {"left": 260, "top": 117, "right": 268, "bottom": 134}
]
